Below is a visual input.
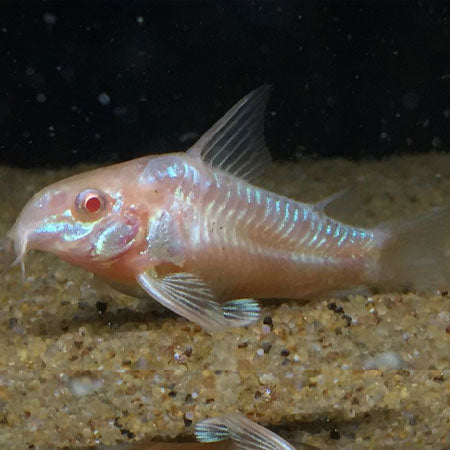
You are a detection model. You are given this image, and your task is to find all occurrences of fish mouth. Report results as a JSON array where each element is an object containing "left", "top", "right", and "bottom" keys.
[{"left": 0, "top": 233, "right": 27, "bottom": 281}]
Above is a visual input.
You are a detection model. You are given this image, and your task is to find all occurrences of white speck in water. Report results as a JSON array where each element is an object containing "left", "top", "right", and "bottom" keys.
[
  {"left": 137, "top": 16, "right": 144, "bottom": 24},
  {"left": 98, "top": 92, "right": 110, "bottom": 106},
  {"left": 379, "top": 131, "right": 390, "bottom": 142},
  {"left": 43, "top": 12, "right": 57, "bottom": 26},
  {"left": 36, "top": 93, "right": 47, "bottom": 103},
  {"left": 432, "top": 136, "right": 442, "bottom": 148},
  {"left": 179, "top": 131, "right": 199, "bottom": 143},
  {"left": 444, "top": 109, "right": 450, "bottom": 118}
]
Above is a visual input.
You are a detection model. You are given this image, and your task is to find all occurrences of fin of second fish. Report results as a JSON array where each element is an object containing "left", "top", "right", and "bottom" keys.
[
  {"left": 195, "top": 413, "right": 295, "bottom": 450},
  {"left": 137, "top": 271, "right": 261, "bottom": 333},
  {"left": 187, "top": 85, "right": 272, "bottom": 182},
  {"left": 195, "top": 418, "right": 229, "bottom": 443}
]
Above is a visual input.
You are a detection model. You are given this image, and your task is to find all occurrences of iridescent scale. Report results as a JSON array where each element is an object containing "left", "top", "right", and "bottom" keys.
[{"left": 195, "top": 174, "right": 375, "bottom": 259}]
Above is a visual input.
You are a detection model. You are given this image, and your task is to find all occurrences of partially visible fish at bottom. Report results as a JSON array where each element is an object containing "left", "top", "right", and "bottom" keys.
[{"left": 74, "top": 413, "right": 317, "bottom": 450}]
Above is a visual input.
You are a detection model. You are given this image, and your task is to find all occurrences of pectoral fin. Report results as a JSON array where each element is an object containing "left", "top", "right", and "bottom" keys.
[
  {"left": 195, "top": 413, "right": 296, "bottom": 450},
  {"left": 223, "top": 414, "right": 296, "bottom": 450},
  {"left": 195, "top": 418, "right": 229, "bottom": 443},
  {"left": 137, "top": 271, "right": 261, "bottom": 333}
]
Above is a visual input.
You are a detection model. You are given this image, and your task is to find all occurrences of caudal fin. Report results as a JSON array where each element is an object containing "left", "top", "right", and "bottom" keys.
[{"left": 376, "top": 207, "right": 450, "bottom": 291}]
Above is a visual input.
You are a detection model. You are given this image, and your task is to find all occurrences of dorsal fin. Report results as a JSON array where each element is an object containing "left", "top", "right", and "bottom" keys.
[{"left": 187, "top": 84, "right": 272, "bottom": 181}]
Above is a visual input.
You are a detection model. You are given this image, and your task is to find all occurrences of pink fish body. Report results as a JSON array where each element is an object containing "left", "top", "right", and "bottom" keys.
[{"left": 4, "top": 86, "right": 450, "bottom": 332}]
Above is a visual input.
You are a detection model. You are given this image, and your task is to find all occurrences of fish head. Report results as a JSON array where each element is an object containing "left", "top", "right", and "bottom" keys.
[{"left": 3, "top": 165, "right": 144, "bottom": 276}]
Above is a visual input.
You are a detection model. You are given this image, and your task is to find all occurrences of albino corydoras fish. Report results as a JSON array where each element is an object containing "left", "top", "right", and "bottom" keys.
[{"left": 2, "top": 85, "right": 450, "bottom": 332}]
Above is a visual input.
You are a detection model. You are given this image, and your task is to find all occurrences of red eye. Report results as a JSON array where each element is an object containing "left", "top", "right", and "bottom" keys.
[
  {"left": 76, "top": 189, "right": 106, "bottom": 215},
  {"left": 85, "top": 195, "right": 101, "bottom": 213}
]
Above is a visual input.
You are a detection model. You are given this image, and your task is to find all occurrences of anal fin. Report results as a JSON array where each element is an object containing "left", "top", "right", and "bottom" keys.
[{"left": 137, "top": 271, "right": 261, "bottom": 333}]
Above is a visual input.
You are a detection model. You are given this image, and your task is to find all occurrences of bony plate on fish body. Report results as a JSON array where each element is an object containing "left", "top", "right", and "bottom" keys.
[{"left": 2, "top": 86, "right": 450, "bottom": 332}]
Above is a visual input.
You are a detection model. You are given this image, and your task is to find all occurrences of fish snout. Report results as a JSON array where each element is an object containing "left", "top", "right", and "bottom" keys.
[{"left": 1, "top": 191, "right": 63, "bottom": 275}]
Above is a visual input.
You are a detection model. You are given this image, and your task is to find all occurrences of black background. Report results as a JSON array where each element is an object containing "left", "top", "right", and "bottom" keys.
[{"left": 1, "top": 1, "right": 449, "bottom": 168}]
